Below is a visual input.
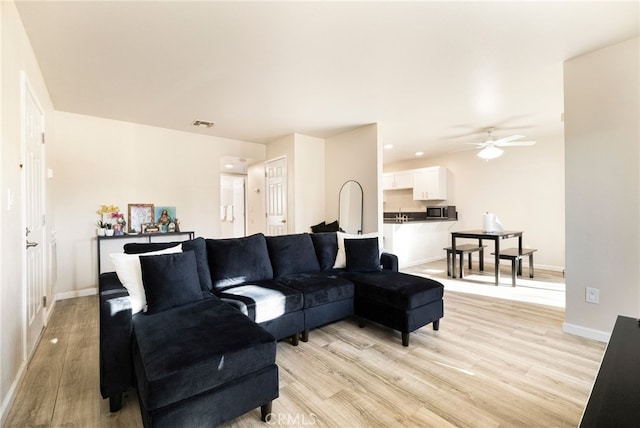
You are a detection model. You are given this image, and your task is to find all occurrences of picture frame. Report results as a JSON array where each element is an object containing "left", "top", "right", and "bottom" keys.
[
  {"left": 128, "top": 204, "right": 154, "bottom": 233},
  {"left": 155, "top": 206, "right": 176, "bottom": 233}
]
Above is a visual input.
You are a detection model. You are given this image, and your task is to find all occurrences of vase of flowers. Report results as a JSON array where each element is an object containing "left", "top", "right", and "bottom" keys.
[
  {"left": 96, "top": 220, "right": 107, "bottom": 236},
  {"left": 97, "top": 204, "right": 120, "bottom": 237}
]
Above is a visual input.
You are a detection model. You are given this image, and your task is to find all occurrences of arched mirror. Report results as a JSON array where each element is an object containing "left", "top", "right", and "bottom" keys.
[{"left": 339, "top": 180, "right": 363, "bottom": 235}]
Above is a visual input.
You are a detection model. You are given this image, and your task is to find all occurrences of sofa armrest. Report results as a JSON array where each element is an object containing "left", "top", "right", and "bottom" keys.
[
  {"left": 99, "top": 272, "right": 135, "bottom": 410},
  {"left": 380, "top": 252, "right": 399, "bottom": 272}
]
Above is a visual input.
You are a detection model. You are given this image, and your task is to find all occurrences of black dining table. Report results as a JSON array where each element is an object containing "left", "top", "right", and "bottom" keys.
[{"left": 450, "top": 230, "right": 523, "bottom": 286}]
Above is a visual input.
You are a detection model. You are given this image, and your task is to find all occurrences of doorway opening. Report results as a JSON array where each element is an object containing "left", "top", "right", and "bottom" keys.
[{"left": 220, "top": 156, "right": 251, "bottom": 238}]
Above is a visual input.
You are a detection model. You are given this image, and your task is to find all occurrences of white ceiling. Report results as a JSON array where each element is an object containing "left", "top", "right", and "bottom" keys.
[{"left": 15, "top": 1, "right": 639, "bottom": 164}]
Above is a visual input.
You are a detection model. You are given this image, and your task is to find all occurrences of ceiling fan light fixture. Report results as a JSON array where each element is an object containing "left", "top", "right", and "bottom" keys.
[{"left": 477, "top": 145, "right": 504, "bottom": 160}]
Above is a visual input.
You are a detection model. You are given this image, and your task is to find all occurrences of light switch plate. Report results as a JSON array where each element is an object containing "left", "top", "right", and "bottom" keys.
[{"left": 586, "top": 287, "right": 600, "bottom": 304}]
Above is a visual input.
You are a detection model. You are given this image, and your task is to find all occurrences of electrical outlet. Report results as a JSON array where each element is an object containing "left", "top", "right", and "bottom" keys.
[{"left": 586, "top": 287, "right": 600, "bottom": 304}]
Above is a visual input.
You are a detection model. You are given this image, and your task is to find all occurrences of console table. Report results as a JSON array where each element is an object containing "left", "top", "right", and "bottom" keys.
[
  {"left": 580, "top": 315, "right": 640, "bottom": 427},
  {"left": 97, "top": 231, "right": 194, "bottom": 275}
]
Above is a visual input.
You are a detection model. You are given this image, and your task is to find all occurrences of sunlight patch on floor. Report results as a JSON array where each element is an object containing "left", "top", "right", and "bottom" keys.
[{"left": 407, "top": 267, "right": 565, "bottom": 308}]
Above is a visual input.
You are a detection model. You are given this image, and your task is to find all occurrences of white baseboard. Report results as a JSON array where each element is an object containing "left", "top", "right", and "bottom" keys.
[
  {"left": 0, "top": 359, "right": 27, "bottom": 426},
  {"left": 1, "top": 288, "right": 97, "bottom": 424},
  {"left": 534, "top": 264, "right": 565, "bottom": 273},
  {"left": 562, "top": 322, "right": 610, "bottom": 343},
  {"left": 55, "top": 287, "right": 97, "bottom": 301},
  {"left": 399, "top": 256, "right": 441, "bottom": 269},
  {"left": 0, "top": 297, "right": 61, "bottom": 425}
]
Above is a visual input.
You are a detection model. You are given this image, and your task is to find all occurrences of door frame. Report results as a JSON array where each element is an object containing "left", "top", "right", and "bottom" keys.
[{"left": 20, "top": 71, "right": 48, "bottom": 360}]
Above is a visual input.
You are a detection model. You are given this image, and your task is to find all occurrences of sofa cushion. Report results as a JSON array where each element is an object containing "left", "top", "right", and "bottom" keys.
[
  {"left": 133, "top": 297, "right": 276, "bottom": 411},
  {"left": 334, "top": 232, "right": 381, "bottom": 268},
  {"left": 277, "top": 272, "right": 354, "bottom": 308},
  {"left": 215, "top": 280, "right": 303, "bottom": 323},
  {"left": 140, "top": 251, "right": 203, "bottom": 314},
  {"left": 123, "top": 242, "right": 179, "bottom": 254},
  {"left": 206, "top": 233, "right": 273, "bottom": 289},
  {"left": 124, "top": 237, "right": 213, "bottom": 292},
  {"left": 345, "top": 237, "right": 382, "bottom": 272},
  {"left": 110, "top": 245, "right": 183, "bottom": 314},
  {"left": 343, "top": 270, "right": 444, "bottom": 310},
  {"left": 310, "top": 221, "right": 326, "bottom": 233},
  {"left": 310, "top": 220, "right": 340, "bottom": 233},
  {"left": 266, "top": 233, "right": 320, "bottom": 277},
  {"left": 310, "top": 232, "right": 338, "bottom": 271}
]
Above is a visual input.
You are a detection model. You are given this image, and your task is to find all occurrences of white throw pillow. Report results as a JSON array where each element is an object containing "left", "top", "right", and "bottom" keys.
[
  {"left": 110, "top": 245, "right": 183, "bottom": 314},
  {"left": 333, "top": 232, "right": 382, "bottom": 269}
]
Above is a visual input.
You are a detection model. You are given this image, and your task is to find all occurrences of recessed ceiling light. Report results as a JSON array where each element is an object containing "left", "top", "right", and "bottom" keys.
[
  {"left": 224, "top": 163, "right": 234, "bottom": 169},
  {"left": 192, "top": 120, "right": 215, "bottom": 128},
  {"left": 384, "top": 144, "right": 394, "bottom": 149},
  {"left": 415, "top": 151, "right": 424, "bottom": 156}
]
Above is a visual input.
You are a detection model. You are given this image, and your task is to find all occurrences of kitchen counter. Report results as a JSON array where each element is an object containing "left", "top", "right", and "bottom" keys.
[
  {"left": 383, "top": 211, "right": 457, "bottom": 224},
  {"left": 383, "top": 217, "right": 457, "bottom": 268},
  {"left": 383, "top": 218, "right": 456, "bottom": 224}
]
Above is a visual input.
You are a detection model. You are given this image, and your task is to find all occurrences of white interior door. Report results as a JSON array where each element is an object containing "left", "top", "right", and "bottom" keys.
[
  {"left": 220, "top": 174, "right": 246, "bottom": 238},
  {"left": 23, "top": 76, "right": 46, "bottom": 358},
  {"left": 265, "top": 157, "right": 287, "bottom": 236}
]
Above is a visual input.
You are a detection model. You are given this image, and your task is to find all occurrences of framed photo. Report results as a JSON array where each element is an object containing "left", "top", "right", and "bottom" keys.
[
  {"left": 128, "top": 204, "right": 154, "bottom": 233},
  {"left": 155, "top": 206, "right": 176, "bottom": 233}
]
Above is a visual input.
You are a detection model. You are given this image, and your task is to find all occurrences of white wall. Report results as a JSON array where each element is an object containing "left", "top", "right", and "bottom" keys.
[
  {"left": 293, "top": 134, "right": 325, "bottom": 233},
  {"left": 1, "top": 0, "right": 56, "bottom": 421},
  {"left": 266, "top": 133, "right": 326, "bottom": 234},
  {"left": 52, "top": 112, "right": 266, "bottom": 297},
  {"left": 384, "top": 134, "right": 566, "bottom": 271},
  {"left": 325, "top": 124, "right": 381, "bottom": 234},
  {"left": 246, "top": 162, "right": 266, "bottom": 235},
  {"left": 564, "top": 37, "right": 640, "bottom": 340}
]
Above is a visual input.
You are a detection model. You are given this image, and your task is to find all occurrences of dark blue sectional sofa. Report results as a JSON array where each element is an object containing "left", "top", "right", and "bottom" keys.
[{"left": 99, "top": 232, "right": 444, "bottom": 427}]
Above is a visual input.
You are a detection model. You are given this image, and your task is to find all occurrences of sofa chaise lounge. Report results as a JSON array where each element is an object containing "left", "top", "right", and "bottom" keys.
[{"left": 99, "top": 232, "right": 444, "bottom": 427}]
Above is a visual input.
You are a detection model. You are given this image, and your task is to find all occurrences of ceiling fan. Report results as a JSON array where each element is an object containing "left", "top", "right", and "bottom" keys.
[{"left": 469, "top": 128, "right": 536, "bottom": 160}]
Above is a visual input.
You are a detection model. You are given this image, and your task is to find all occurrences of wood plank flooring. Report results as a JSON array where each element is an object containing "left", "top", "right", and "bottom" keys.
[{"left": 4, "top": 263, "right": 605, "bottom": 428}]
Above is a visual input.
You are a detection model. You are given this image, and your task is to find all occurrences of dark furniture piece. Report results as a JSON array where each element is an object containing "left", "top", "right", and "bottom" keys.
[
  {"left": 451, "top": 230, "right": 523, "bottom": 285},
  {"left": 580, "top": 315, "right": 640, "bottom": 427},
  {"left": 347, "top": 270, "right": 443, "bottom": 346},
  {"left": 133, "top": 298, "right": 278, "bottom": 427},
  {"left": 490, "top": 247, "right": 537, "bottom": 286},
  {"left": 443, "top": 244, "right": 486, "bottom": 278},
  {"left": 97, "top": 231, "right": 195, "bottom": 274},
  {"left": 99, "top": 232, "right": 444, "bottom": 426}
]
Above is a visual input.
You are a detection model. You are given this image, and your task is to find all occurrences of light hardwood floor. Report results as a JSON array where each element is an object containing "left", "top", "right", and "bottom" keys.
[{"left": 5, "top": 262, "right": 605, "bottom": 427}]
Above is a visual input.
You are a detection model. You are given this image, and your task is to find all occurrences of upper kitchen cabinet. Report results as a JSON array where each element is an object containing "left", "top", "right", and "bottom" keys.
[
  {"left": 413, "top": 166, "right": 447, "bottom": 200},
  {"left": 383, "top": 170, "right": 413, "bottom": 190}
]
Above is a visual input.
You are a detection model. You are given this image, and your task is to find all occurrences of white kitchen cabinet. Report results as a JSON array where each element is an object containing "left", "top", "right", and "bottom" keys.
[
  {"left": 383, "top": 170, "right": 413, "bottom": 190},
  {"left": 413, "top": 166, "right": 447, "bottom": 200}
]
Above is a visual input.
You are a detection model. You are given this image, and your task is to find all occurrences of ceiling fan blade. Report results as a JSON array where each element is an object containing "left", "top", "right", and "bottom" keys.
[
  {"left": 493, "top": 135, "right": 524, "bottom": 145},
  {"left": 497, "top": 140, "right": 536, "bottom": 147},
  {"left": 453, "top": 145, "right": 483, "bottom": 153}
]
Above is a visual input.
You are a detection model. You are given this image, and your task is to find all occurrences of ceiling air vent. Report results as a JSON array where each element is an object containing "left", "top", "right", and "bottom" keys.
[{"left": 191, "top": 120, "right": 215, "bottom": 128}]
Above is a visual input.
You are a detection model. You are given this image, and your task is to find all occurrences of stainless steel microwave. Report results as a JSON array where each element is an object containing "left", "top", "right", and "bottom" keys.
[{"left": 426, "top": 206, "right": 456, "bottom": 219}]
